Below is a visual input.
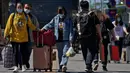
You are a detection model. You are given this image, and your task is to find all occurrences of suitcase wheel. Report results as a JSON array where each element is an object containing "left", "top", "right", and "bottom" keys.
[
  {"left": 38, "top": 69, "right": 41, "bottom": 72},
  {"left": 33, "top": 68, "right": 36, "bottom": 72},
  {"left": 45, "top": 69, "right": 48, "bottom": 72},
  {"left": 50, "top": 69, "right": 52, "bottom": 72}
]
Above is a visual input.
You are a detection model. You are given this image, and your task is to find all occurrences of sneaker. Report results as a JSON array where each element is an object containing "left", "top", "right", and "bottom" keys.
[
  {"left": 93, "top": 64, "right": 99, "bottom": 71},
  {"left": 62, "top": 66, "right": 67, "bottom": 72},
  {"left": 85, "top": 69, "right": 93, "bottom": 73},
  {"left": 102, "top": 66, "right": 108, "bottom": 71},
  {"left": 13, "top": 66, "right": 18, "bottom": 72},
  {"left": 58, "top": 69, "right": 62, "bottom": 72},
  {"left": 22, "top": 65, "right": 27, "bottom": 72}
]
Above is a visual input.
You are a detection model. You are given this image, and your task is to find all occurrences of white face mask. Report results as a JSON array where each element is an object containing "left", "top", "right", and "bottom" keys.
[
  {"left": 59, "top": 14, "right": 65, "bottom": 18},
  {"left": 17, "top": 9, "right": 23, "bottom": 13},
  {"left": 24, "top": 9, "right": 30, "bottom": 14},
  {"left": 117, "top": 18, "right": 121, "bottom": 22}
]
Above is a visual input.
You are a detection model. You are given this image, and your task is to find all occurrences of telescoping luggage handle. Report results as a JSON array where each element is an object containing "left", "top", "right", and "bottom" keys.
[
  {"left": 36, "top": 31, "right": 44, "bottom": 47},
  {"left": 111, "top": 42, "right": 115, "bottom": 46}
]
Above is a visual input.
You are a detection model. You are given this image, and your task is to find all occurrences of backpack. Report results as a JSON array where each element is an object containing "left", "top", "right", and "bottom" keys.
[
  {"left": 76, "top": 11, "right": 94, "bottom": 38},
  {"left": 124, "top": 34, "right": 130, "bottom": 46}
]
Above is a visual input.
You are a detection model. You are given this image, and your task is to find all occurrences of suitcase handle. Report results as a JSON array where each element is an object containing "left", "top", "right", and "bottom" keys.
[
  {"left": 36, "top": 31, "right": 39, "bottom": 46},
  {"left": 111, "top": 42, "right": 115, "bottom": 45},
  {"left": 36, "top": 31, "right": 44, "bottom": 47}
]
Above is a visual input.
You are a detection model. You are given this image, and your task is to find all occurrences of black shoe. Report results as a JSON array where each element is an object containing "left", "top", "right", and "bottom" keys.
[
  {"left": 57, "top": 65, "right": 63, "bottom": 72},
  {"left": 102, "top": 66, "right": 108, "bottom": 71},
  {"left": 58, "top": 69, "right": 62, "bottom": 72},
  {"left": 26, "top": 63, "right": 30, "bottom": 69},
  {"left": 127, "top": 61, "right": 129, "bottom": 64},
  {"left": 85, "top": 69, "right": 93, "bottom": 73}
]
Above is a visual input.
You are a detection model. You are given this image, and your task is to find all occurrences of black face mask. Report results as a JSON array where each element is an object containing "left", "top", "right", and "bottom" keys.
[{"left": 58, "top": 9, "right": 63, "bottom": 14}]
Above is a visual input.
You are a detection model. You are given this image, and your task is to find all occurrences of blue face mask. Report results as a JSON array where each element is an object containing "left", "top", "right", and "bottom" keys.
[{"left": 17, "top": 9, "right": 23, "bottom": 13}]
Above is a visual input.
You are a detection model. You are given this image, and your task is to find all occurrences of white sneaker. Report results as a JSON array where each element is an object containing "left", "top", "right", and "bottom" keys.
[
  {"left": 62, "top": 65, "right": 67, "bottom": 72},
  {"left": 13, "top": 66, "right": 18, "bottom": 72},
  {"left": 22, "top": 65, "right": 27, "bottom": 72}
]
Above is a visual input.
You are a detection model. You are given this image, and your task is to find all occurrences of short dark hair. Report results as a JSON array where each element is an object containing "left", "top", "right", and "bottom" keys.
[
  {"left": 57, "top": 6, "right": 67, "bottom": 15},
  {"left": 80, "top": 1, "right": 89, "bottom": 10},
  {"left": 24, "top": 3, "right": 32, "bottom": 8}
]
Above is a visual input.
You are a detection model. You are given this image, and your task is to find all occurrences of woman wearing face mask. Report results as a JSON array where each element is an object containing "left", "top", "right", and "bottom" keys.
[
  {"left": 41, "top": 6, "right": 73, "bottom": 72},
  {"left": 112, "top": 14, "right": 128, "bottom": 63},
  {"left": 4, "top": 2, "right": 38, "bottom": 72},
  {"left": 24, "top": 3, "right": 39, "bottom": 69}
]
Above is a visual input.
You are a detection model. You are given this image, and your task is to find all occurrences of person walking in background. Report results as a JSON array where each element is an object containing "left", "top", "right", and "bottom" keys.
[
  {"left": 93, "top": 10, "right": 116, "bottom": 71},
  {"left": 73, "top": 1, "right": 102, "bottom": 73},
  {"left": 112, "top": 14, "right": 128, "bottom": 63},
  {"left": 4, "top": 2, "right": 38, "bottom": 72},
  {"left": 0, "top": 27, "right": 6, "bottom": 61},
  {"left": 24, "top": 3, "right": 39, "bottom": 69},
  {"left": 41, "top": 6, "right": 73, "bottom": 72}
]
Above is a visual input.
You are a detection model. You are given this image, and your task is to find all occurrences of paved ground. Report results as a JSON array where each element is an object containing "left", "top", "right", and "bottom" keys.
[
  {"left": 1, "top": 50, "right": 130, "bottom": 73},
  {"left": 0, "top": 49, "right": 57, "bottom": 73},
  {"left": 58, "top": 51, "right": 130, "bottom": 73}
]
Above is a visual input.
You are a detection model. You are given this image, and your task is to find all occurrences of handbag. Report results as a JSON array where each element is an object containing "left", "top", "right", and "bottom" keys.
[
  {"left": 2, "top": 44, "right": 15, "bottom": 68},
  {"left": 123, "top": 34, "right": 130, "bottom": 46}
]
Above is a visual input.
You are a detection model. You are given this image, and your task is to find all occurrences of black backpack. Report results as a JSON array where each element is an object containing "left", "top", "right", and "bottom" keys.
[{"left": 76, "top": 11, "right": 94, "bottom": 38}]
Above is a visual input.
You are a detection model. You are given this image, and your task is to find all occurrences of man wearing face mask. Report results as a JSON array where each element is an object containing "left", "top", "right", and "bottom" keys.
[
  {"left": 41, "top": 6, "right": 73, "bottom": 72},
  {"left": 24, "top": 3, "right": 39, "bottom": 69}
]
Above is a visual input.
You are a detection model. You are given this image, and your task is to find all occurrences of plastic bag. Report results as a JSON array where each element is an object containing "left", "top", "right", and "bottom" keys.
[
  {"left": 66, "top": 47, "right": 76, "bottom": 57},
  {"left": 2, "top": 44, "right": 15, "bottom": 68}
]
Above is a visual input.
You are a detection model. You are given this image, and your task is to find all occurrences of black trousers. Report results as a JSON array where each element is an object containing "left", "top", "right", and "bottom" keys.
[
  {"left": 11, "top": 42, "right": 28, "bottom": 67},
  {"left": 115, "top": 37, "right": 124, "bottom": 59},
  {"left": 80, "top": 37, "right": 98, "bottom": 70},
  {"left": 94, "top": 40, "right": 109, "bottom": 66},
  {"left": 26, "top": 42, "right": 33, "bottom": 65}
]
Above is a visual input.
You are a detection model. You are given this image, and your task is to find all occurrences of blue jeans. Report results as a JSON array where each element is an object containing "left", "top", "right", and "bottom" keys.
[{"left": 56, "top": 41, "right": 70, "bottom": 69}]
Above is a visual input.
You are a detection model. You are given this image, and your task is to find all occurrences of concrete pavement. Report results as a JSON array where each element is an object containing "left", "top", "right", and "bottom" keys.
[
  {"left": 60, "top": 51, "right": 130, "bottom": 73},
  {"left": 1, "top": 50, "right": 130, "bottom": 73},
  {"left": 0, "top": 49, "right": 57, "bottom": 73}
]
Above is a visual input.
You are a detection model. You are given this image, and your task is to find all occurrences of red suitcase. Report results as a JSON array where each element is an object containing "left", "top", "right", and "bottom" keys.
[
  {"left": 110, "top": 45, "right": 120, "bottom": 61},
  {"left": 33, "top": 30, "right": 56, "bottom": 46},
  {"left": 100, "top": 44, "right": 105, "bottom": 62},
  {"left": 33, "top": 31, "right": 53, "bottom": 72}
]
